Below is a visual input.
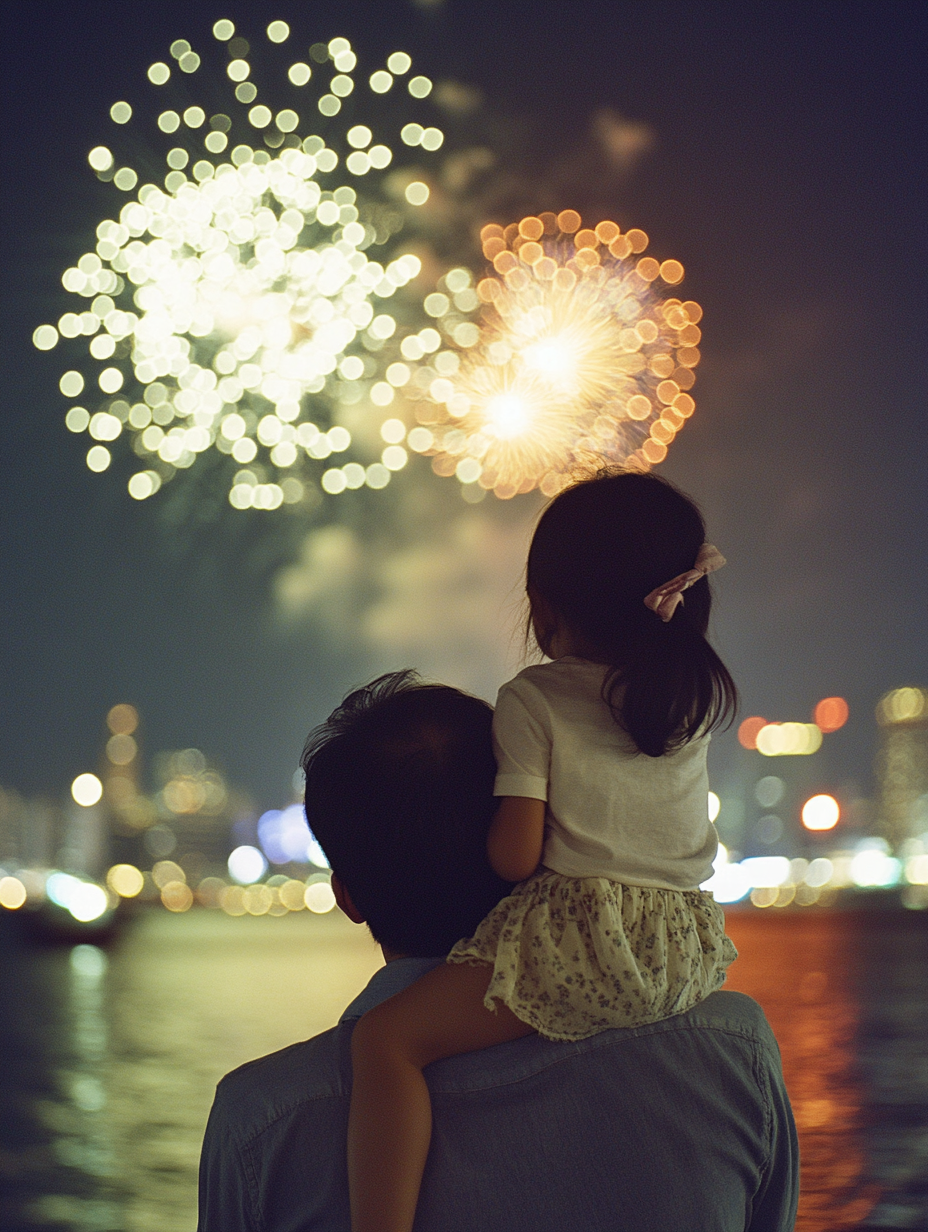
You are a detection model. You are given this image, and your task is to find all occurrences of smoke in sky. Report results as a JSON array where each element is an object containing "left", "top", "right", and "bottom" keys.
[
  {"left": 268, "top": 89, "right": 661, "bottom": 698},
  {"left": 276, "top": 487, "right": 542, "bottom": 700}
]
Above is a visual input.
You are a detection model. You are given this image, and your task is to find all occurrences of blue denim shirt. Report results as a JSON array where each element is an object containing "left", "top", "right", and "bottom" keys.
[{"left": 198, "top": 959, "right": 798, "bottom": 1231}]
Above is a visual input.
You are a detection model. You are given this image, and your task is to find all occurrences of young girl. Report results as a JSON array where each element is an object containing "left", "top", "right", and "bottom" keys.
[{"left": 348, "top": 470, "right": 739, "bottom": 1232}]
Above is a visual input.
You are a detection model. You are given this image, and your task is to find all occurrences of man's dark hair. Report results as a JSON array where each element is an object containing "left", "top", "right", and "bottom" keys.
[{"left": 301, "top": 670, "right": 511, "bottom": 957}]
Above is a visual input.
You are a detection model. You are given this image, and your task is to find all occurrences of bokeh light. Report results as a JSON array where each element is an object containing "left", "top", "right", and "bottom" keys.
[
  {"left": 802, "top": 794, "right": 840, "bottom": 831},
  {"left": 700, "top": 838, "right": 928, "bottom": 908},
  {"left": 804, "top": 857, "right": 833, "bottom": 888},
  {"left": 107, "top": 702, "right": 139, "bottom": 734},
  {"left": 756, "top": 815, "right": 783, "bottom": 844},
  {"left": 196, "top": 876, "right": 227, "bottom": 907},
  {"left": 46, "top": 873, "right": 109, "bottom": 922},
  {"left": 738, "top": 716, "right": 768, "bottom": 750},
  {"left": 877, "top": 686, "right": 928, "bottom": 725},
  {"left": 152, "top": 859, "right": 185, "bottom": 888},
  {"left": 904, "top": 855, "right": 928, "bottom": 886},
  {"left": 707, "top": 791, "right": 721, "bottom": 823},
  {"left": 68, "top": 883, "right": 110, "bottom": 922},
  {"left": 814, "top": 696, "right": 849, "bottom": 732},
  {"left": 304, "top": 876, "right": 337, "bottom": 913},
  {"left": 161, "top": 880, "right": 194, "bottom": 911},
  {"left": 106, "top": 863, "right": 144, "bottom": 897},
  {"left": 106, "top": 733, "right": 137, "bottom": 764},
  {"left": 219, "top": 884, "right": 247, "bottom": 915},
  {"left": 258, "top": 803, "right": 312, "bottom": 863},
  {"left": 227, "top": 844, "right": 267, "bottom": 884},
  {"left": 401, "top": 214, "right": 702, "bottom": 498},
  {"left": 754, "top": 775, "right": 785, "bottom": 808},
  {"left": 280, "top": 878, "right": 307, "bottom": 909},
  {"left": 741, "top": 856, "right": 791, "bottom": 888},
  {"left": 851, "top": 844, "right": 901, "bottom": 887},
  {"left": 0, "top": 876, "right": 28, "bottom": 910},
  {"left": 243, "top": 883, "right": 273, "bottom": 915},
  {"left": 71, "top": 773, "right": 103, "bottom": 806},
  {"left": 755, "top": 722, "right": 823, "bottom": 756},
  {"left": 700, "top": 845, "right": 750, "bottom": 904}
]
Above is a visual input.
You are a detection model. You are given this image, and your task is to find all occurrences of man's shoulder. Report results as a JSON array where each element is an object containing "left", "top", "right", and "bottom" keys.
[
  {"left": 214, "top": 989, "right": 775, "bottom": 1117},
  {"left": 207, "top": 989, "right": 778, "bottom": 1150},
  {"left": 212, "top": 1020, "right": 353, "bottom": 1141},
  {"left": 201, "top": 983, "right": 795, "bottom": 1232},
  {"left": 424, "top": 988, "right": 779, "bottom": 1093},
  {"left": 675, "top": 987, "right": 775, "bottom": 1036},
  {"left": 202, "top": 990, "right": 792, "bottom": 1231}
]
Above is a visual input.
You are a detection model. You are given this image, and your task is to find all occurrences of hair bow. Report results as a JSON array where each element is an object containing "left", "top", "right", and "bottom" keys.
[{"left": 643, "top": 543, "right": 726, "bottom": 623}]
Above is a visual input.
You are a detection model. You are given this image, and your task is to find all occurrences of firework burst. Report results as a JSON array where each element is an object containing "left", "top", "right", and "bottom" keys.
[
  {"left": 400, "top": 210, "right": 703, "bottom": 498},
  {"left": 32, "top": 20, "right": 450, "bottom": 510}
]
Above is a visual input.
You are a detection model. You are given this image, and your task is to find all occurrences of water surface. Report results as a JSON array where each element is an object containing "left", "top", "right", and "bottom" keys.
[
  {"left": 2, "top": 907, "right": 926, "bottom": 1230},
  {"left": 2, "top": 911, "right": 382, "bottom": 1231}
]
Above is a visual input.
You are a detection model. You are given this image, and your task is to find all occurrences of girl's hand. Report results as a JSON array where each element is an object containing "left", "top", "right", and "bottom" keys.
[{"left": 487, "top": 797, "right": 546, "bottom": 882}]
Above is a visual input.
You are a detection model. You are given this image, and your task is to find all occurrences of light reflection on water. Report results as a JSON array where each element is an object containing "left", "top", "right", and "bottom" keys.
[
  {"left": 2, "top": 907, "right": 926, "bottom": 1229},
  {"left": 724, "top": 911, "right": 879, "bottom": 1231},
  {"left": 1, "top": 911, "right": 382, "bottom": 1231}
]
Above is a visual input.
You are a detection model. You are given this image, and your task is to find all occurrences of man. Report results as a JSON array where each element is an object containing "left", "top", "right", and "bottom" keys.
[{"left": 198, "top": 671, "right": 798, "bottom": 1231}]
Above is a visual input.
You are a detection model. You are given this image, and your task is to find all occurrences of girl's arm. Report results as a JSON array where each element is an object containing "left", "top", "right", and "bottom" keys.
[{"left": 487, "top": 796, "right": 546, "bottom": 882}]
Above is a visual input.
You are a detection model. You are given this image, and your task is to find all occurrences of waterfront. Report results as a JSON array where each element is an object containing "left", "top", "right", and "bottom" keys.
[
  {"left": 1, "top": 910, "right": 382, "bottom": 1232},
  {"left": 724, "top": 910, "right": 928, "bottom": 1230},
  {"left": 1, "top": 906, "right": 926, "bottom": 1231}
]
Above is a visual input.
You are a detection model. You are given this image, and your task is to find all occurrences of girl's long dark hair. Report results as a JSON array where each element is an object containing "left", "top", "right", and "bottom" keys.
[{"left": 526, "top": 470, "right": 738, "bottom": 757}]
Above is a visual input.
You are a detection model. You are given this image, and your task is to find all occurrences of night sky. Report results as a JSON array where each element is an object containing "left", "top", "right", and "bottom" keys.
[{"left": 2, "top": 0, "right": 925, "bottom": 816}]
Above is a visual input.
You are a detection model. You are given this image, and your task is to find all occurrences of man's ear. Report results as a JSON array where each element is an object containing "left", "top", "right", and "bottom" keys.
[{"left": 331, "top": 872, "right": 365, "bottom": 924}]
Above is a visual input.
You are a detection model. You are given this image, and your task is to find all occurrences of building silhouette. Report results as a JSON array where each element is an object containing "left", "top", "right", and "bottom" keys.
[{"left": 875, "top": 687, "right": 928, "bottom": 852}]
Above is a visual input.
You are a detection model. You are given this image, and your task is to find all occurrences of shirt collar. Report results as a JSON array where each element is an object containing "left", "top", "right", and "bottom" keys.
[{"left": 339, "top": 957, "right": 445, "bottom": 1022}]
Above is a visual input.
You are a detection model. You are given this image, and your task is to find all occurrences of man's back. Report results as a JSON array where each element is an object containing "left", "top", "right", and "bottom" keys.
[{"left": 199, "top": 960, "right": 798, "bottom": 1232}]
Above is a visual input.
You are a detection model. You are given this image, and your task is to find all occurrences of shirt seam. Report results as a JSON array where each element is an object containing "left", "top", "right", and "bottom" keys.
[
  {"left": 422, "top": 1020, "right": 771, "bottom": 1095},
  {"left": 751, "top": 1036, "right": 775, "bottom": 1199},
  {"left": 235, "top": 1024, "right": 354, "bottom": 1152},
  {"left": 238, "top": 1130, "right": 264, "bottom": 1232},
  {"left": 237, "top": 1091, "right": 342, "bottom": 1154},
  {"left": 495, "top": 679, "right": 555, "bottom": 782},
  {"left": 516, "top": 672, "right": 557, "bottom": 743}
]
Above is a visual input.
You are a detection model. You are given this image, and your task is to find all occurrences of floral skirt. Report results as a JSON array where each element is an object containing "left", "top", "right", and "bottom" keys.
[{"left": 447, "top": 870, "right": 738, "bottom": 1042}]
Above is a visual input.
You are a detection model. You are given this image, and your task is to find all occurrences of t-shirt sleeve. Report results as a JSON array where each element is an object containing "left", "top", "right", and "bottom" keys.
[{"left": 492, "top": 678, "right": 550, "bottom": 800}]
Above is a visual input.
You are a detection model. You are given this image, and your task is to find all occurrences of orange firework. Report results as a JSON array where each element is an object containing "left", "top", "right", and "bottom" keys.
[{"left": 408, "top": 210, "right": 702, "bottom": 499}]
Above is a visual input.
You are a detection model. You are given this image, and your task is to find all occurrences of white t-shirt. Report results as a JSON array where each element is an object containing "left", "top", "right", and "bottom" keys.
[{"left": 492, "top": 658, "right": 718, "bottom": 890}]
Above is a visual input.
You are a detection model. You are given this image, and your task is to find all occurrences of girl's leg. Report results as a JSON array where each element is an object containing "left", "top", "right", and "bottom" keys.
[{"left": 348, "top": 961, "right": 534, "bottom": 1232}]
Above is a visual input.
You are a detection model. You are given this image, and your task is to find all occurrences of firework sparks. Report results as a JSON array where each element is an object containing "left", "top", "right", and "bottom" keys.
[
  {"left": 402, "top": 210, "right": 703, "bottom": 498},
  {"left": 32, "top": 21, "right": 448, "bottom": 509}
]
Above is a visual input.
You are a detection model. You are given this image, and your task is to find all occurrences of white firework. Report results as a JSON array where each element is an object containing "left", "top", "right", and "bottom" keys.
[{"left": 33, "top": 21, "right": 447, "bottom": 510}]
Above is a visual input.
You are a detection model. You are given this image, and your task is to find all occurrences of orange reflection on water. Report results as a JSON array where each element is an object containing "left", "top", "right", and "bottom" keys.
[{"left": 724, "top": 911, "right": 879, "bottom": 1231}]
